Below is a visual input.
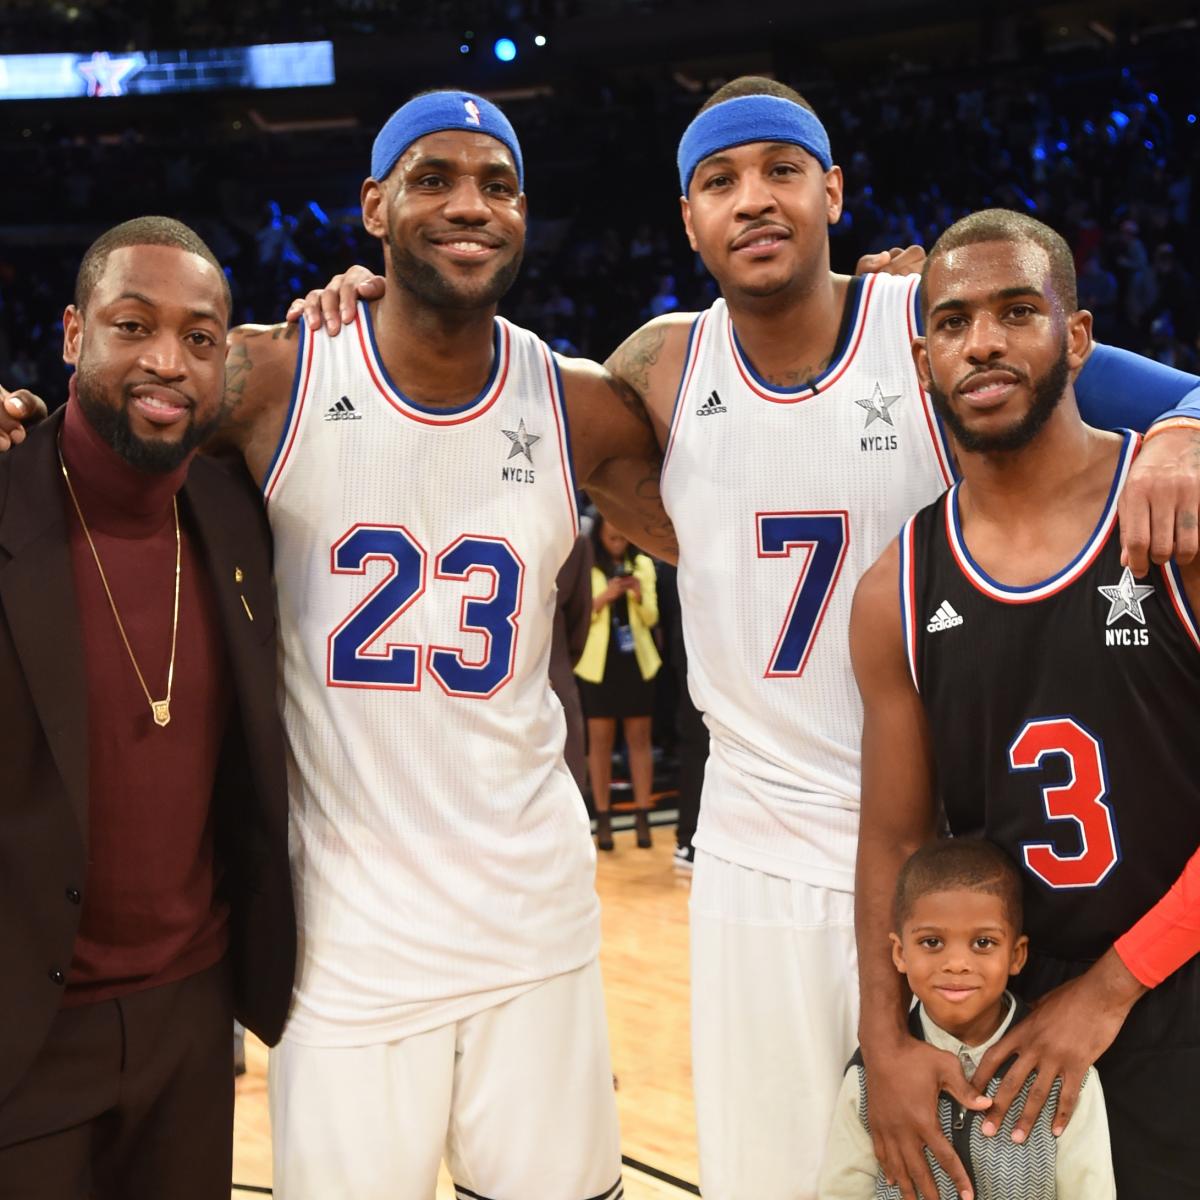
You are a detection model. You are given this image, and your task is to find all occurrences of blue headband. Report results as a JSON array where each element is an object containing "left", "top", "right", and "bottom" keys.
[
  {"left": 677, "top": 95, "right": 833, "bottom": 195},
  {"left": 371, "top": 91, "right": 524, "bottom": 188}
]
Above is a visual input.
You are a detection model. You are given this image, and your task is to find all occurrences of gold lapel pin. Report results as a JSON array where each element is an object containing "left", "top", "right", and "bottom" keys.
[{"left": 235, "top": 567, "right": 254, "bottom": 621}]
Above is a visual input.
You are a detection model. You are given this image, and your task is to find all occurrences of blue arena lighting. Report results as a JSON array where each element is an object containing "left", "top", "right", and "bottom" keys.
[
  {"left": 1110, "top": 110, "right": 1130, "bottom": 130},
  {"left": 493, "top": 37, "right": 517, "bottom": 62},
  {"left": 1148, "top": 93, "right": 1159, "bottom": 104},
  {"left": 1056, "top": 140, "right": 1068, "bottom": 151},
  {"left": 1144, "top": 140, "right": 1154, "bottom": 150},
  {"left": 459, "top": 43, "right": 470, "bottom": 54},
  {"left": 1189, "top": 114, "right": 1197, "bottom": 124}
]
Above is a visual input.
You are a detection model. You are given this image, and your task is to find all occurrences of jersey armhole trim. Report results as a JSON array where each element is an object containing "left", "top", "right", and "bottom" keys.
[
  {"left": 899, "top": 515, "right": 920, "bottom": 691},
  {"left": 660, "top": 311, "right": 707, "bottom": 481},
  {"left": 908, "top": 276, "right": 955, "bottom": 487},
  {"left": 262, "top": 319, "right": 313, "bottom": 502},
  {"left": 1162, "top": 561, "right": 1200, "bottom": 651},
  {"left": 542, "top": 344, "right": 580, "bottom": 535}
]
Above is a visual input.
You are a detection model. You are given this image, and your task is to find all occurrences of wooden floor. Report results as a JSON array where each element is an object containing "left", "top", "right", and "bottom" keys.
[{"left": 231, "top": 826, "right": 697, "bottom": 1198}]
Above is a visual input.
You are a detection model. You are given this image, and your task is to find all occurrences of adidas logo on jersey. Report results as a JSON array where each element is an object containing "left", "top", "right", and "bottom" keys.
[
  {"left": 696, "top": 389, "right": 726, "bottom": 416},
  {"left": 324, "top": 396, "right": 362, "bottom": 421},
  {"left": 926, "top": 600, "right": 964, "bottom": 633}
]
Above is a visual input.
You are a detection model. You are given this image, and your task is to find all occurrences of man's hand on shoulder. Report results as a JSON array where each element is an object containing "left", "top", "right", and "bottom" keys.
[
  {"left": 0, "top": 385, "right": 49, "bottom": 451},
  {"left": 1119, "top": 423, "right": 1200, "bottom": 575},
  {"left": 972, "top": 947, "right": 1144, "bottom": 1145},
  {"left": 286, "top": 266, "right": 385, "bottom": 337},
  {"left": 855, "top": 245, "right": 926, "bottom": 277}
]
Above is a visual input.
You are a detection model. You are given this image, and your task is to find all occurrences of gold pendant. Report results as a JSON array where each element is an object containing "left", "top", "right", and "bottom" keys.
[{"left": 152, "top": 700, "right": 171, "bottom": 727}]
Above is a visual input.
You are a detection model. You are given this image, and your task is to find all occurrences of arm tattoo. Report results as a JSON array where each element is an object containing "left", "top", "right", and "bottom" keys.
[
  {"left": 631, "top": 469, "right": 680, "bottom": 561},
  {"left": 603, "top": 373, "right": 653, "bottom": 431},
  {"left": 611, "top": 325, "right": 667, "bottom": 402},
  {"left": 224, "top": 340, "right": 254, "bottom": 408}
]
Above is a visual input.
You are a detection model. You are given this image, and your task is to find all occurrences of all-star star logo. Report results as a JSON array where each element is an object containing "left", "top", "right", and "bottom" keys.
[
  {"left": 855, "top": 382, "right": 901, "bottom": 428},
  {"left": 1098, "top": 566, "right": 1155, "bottom": 626},
  {"left": 502, "top": 418, "right": 541, "bottom": 463},
  {"left": 76, "top": 51, "right": 143, "bottom": 98}
]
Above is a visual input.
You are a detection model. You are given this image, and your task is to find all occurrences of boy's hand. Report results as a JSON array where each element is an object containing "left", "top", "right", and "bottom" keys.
[
  {"left": 862, "top": 1033, "right": 989, "bottom": 1200},
  {"left": 972, "top": 948, "right": 1145, "bottom": 1143}
]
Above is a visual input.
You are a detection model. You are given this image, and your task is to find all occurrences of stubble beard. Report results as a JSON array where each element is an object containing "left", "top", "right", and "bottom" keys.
[
  {"left": 928, "top": 343, "right": 1070, "bottom": 456},
  {"left": 386, "top": 230, "right": 523, "bottom": 313}
]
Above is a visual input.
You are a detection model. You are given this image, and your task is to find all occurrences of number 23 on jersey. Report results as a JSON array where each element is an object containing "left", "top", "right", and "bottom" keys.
[{"left": 326, "top": 523, "right": 524, "bottom": 699}]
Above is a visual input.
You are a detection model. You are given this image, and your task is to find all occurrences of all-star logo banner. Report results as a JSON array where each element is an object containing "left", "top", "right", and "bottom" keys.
[{"left": 0, "top": 42, "right": 334, "bottom": 100}]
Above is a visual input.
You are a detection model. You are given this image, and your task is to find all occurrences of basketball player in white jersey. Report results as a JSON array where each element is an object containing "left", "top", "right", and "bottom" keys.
[
  {"left": 206, "top": 91, "right": 680, "bottom": 1200},
  {"left": 293, "top": 79, "right": 1200, "bottom": 1200}
]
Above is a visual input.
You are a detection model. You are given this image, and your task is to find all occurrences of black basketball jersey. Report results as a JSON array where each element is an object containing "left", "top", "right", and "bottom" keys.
[{"left": 901, "top": 431, "right": 1200, "bottom": 960}]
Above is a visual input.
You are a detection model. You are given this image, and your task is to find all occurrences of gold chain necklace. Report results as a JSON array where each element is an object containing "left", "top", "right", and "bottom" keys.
[{"left": 58, "top": 444, "right": 181, "bottom": 728}]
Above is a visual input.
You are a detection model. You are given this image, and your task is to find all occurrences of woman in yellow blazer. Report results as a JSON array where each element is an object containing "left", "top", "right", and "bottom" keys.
[{"left": 575, "top": 515, "right": 662, "bottom": 850}]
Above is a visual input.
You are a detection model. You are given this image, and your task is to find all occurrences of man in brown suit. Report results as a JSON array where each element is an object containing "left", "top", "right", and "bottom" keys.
[{"left": 0, "top": 217, "right": 295, "bottom": 1199}]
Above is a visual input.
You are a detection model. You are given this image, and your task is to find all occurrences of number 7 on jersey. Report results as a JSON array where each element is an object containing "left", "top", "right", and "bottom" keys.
[{"left": 757, "top": 511, "right": 850, "bottom": 678}]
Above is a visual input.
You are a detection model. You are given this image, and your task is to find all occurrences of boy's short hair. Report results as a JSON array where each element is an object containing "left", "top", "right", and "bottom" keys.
[{"left": 893, "top": 839, "right": 1023, "bottom": 932}]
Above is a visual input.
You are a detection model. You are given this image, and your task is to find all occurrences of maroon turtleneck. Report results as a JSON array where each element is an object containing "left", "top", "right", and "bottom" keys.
[{"left": 59, "top": 382, "right": 232, "bottom": 1005}]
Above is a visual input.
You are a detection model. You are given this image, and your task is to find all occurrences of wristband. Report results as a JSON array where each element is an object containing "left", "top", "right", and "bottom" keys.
[{"left": 1144, "top": 416, "right": 1200, "bottom": 442}]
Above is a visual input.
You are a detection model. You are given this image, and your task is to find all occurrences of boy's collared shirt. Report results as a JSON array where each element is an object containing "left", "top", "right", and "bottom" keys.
[{"left": 817, "top": 992, "right": 1116, "bottom": 1199}]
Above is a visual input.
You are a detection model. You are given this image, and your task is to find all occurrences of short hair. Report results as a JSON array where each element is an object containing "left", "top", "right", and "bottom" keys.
[
  {"left": 700, "top": 75, "right": 817, "bottom": 117},
  {"left": 893, "top": 838, "right": 1023, "bottom": 932},
  {"left": 923, "top": 208, "right": 1078, "bottom": 314},
  {"left": 74, "top": 216, "right": 232, "bottom": 319}
]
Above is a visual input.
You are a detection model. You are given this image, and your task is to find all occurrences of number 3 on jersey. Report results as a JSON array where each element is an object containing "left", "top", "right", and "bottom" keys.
[
  {"left": 1009, "top": 717, "right": 1121, "bottom": 889},
  {"left": 327, "top": 524, "right": 523, "bottom": 698},
  {"left": 757, "top": 511, "right": 850, "bottom": 678}
]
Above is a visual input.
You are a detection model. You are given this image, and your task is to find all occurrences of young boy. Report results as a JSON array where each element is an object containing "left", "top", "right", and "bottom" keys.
[{"left": 819, "top": 840, "right": 1115, "bottom": 1199}]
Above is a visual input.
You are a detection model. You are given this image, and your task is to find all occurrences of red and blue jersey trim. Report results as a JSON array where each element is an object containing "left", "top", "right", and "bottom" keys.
[
  {"left": 1162, "top": 560, "right": 1200, "bottom": 652},
  {"left": 539, "top": 343, "right": 580, "bottom": 535},
  {"left": 946, "top": 430, "right": 1139, "bottom": 604},
  {"left": 726, "top": 275, "right": 873, "bottom": 403},
  {"left": 263, "top": 319, "right": 314, "bottom": 503},
  {"left": 660, "top": 311, "right": 708, "bottom": 481},
  {"left": 357, "top": 300, "right": 510, "bottom": 425},
  {"left": 898, "top": 514, "right": 920, "bottom": 690}
]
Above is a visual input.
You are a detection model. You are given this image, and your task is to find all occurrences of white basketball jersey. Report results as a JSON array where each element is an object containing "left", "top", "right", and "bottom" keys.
[
  {"left": 663, "top": 275, "right": 955, "bottom": 889},
  {"left": 264, "top": 304, "right": 598, "bottom": 1045}
]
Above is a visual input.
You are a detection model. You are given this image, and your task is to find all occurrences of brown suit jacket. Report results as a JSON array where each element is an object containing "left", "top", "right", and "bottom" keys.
[{"left": 0, "top": 409, "right": 295, "bottom": 1107}]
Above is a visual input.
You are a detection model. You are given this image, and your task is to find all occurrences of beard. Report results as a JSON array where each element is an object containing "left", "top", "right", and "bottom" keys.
[
  {"left": 75, "top": 365, "right": 227, "bottom": 474},
  {"left": 385, "top": 229, "right": 523, "bottom": 312},
  {"left": 928, "top": 343, "right": 1070, "bottom": 456}
]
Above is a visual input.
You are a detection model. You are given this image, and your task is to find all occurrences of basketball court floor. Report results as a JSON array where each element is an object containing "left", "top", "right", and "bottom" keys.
[{"left": 230, "top": 824, "right": 698, "bottom": 1198}]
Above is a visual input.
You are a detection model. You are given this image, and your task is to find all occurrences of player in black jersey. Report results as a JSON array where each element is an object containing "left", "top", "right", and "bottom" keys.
[{"left": 850, "top": 209, "right": 1200, "bottom": 1200}]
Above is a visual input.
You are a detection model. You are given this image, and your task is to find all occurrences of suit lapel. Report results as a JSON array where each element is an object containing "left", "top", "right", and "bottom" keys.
[{"left": 0, "top": 411, "right": 89, "bottom": 837}]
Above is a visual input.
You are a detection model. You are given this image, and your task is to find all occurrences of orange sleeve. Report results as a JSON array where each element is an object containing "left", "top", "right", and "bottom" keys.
[{"left": 1115, "top": 847, "right": 1200, "bottom": 987}]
